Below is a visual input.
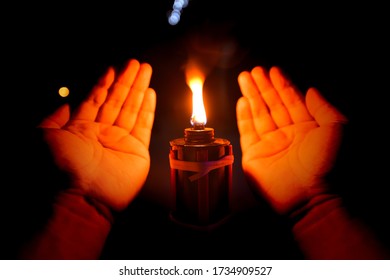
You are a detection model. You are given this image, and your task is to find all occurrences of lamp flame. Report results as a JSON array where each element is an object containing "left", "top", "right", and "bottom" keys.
[
  {"left": 189, "top": 77, "right": 206, "bottom": 127},
  {"left": 185, "top": 62, "right": 207, "bottom": 127}
]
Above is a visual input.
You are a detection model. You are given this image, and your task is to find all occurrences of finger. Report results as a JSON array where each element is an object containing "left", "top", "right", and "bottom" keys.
[
  {"left": 115, "top": 62, "right": 153, "bottom": 131},
  {"left": 238, "top": 70, "right": 277, "bottom": 135},
  {"left": 72, "top": 67, "right": 115, "bottom": 121},
  {"left": 236, "top": 96, "right": 261, "bottom": 152},
  {"left": 39, "top": 103, "right": 71, "bottom": 129},
  {"left": 131, "top": 88, "right": 157, "bottom": 148},
  {"left": 306, "top": 87, "right": 348, "bottom": 126},
  {"left": 251, "top": 66, "right": 293, "bottom": 128},
  {"left": 270, "top": 66, "right": 313, "bottom": 123},
  {"left": 96, "top": 59, "right": 141, "bottom": 124}
]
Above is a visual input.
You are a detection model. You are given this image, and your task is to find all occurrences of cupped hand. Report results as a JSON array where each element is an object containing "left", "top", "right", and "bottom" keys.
[
  {"left": 38, "top": 59, "right": 156, "bottom": 211},
  {"left": 236, "top": 66, "right": 347, "bottom": 214}
]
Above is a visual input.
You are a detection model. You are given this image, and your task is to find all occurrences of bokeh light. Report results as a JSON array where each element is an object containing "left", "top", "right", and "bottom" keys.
[
  {"left": 168, "top": 0, "right": 189, "bottom": 25},
  {"left": 58, "top": 87, "right": 70, "bottom": 98}
]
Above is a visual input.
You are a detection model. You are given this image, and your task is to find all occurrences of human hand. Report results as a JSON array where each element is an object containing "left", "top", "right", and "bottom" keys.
[
  {"left": 236, "top": 66, "right": 347, "bottom": 214},
  {"left": 38, "top": 59, "right": 156, "bottom": 211}
]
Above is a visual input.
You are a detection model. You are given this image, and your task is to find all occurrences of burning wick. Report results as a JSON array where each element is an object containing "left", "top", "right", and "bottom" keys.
[
  {"left": 191, "top": 120, "right": 205, "bottom": 130},
  {"left": 189, "top": 77, "right": 206, "bottom": 131}
]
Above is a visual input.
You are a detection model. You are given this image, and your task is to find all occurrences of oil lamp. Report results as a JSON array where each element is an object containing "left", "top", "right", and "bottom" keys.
[{"left": 169, "top": 73, "right": 234, "bottom": 229}]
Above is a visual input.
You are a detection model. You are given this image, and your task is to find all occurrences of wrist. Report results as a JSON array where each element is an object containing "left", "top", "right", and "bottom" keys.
[
  {"left": 288, "top": 191, "right": 342, "bottom": 225},
  {"left": 289, "top": 192, "right": 390, "bottom": 259},
  {"left": 20, "top": 188, "right": 114, "bottom": 259},
  {"left": 61, "top": 189, "right": 115, "bottom": 225}
]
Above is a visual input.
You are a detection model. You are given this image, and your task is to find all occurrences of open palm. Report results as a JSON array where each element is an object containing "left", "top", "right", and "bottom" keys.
[
  {"left": 39, "top": 59, "right": 156, "bottom": 211},
  {"left": 236, "top": 66, "right": 347, "bottom": 214}
]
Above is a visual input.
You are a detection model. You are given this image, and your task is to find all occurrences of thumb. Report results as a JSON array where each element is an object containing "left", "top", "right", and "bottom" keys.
[
  {"left": 38, "top": 104, "right": 71, "bottom": 128},
  {"left": 306, "top": 87, "right": 348, "bottom": 126}
]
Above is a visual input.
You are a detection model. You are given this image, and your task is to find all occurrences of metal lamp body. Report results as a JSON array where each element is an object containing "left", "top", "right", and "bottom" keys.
[{"left": 169, "top": 127, "right": 233, "bottom": 229}]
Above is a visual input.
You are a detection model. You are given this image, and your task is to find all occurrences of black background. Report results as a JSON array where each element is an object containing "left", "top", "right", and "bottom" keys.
[{"left": 2, "top": 0, "right": 389, "bottom": 259}]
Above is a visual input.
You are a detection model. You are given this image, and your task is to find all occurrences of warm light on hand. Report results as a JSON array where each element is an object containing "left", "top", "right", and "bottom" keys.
[
  {"left": 38, "top": 59, "right": 156, "bottom": 211},
  {"left": 236, "top": 66, "right": 347, "bottom": 214}
]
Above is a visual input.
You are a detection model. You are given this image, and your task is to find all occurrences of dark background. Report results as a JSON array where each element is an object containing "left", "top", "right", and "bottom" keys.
[{"left": 2, "top": 0, "right": 389, "bottom": 259}]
